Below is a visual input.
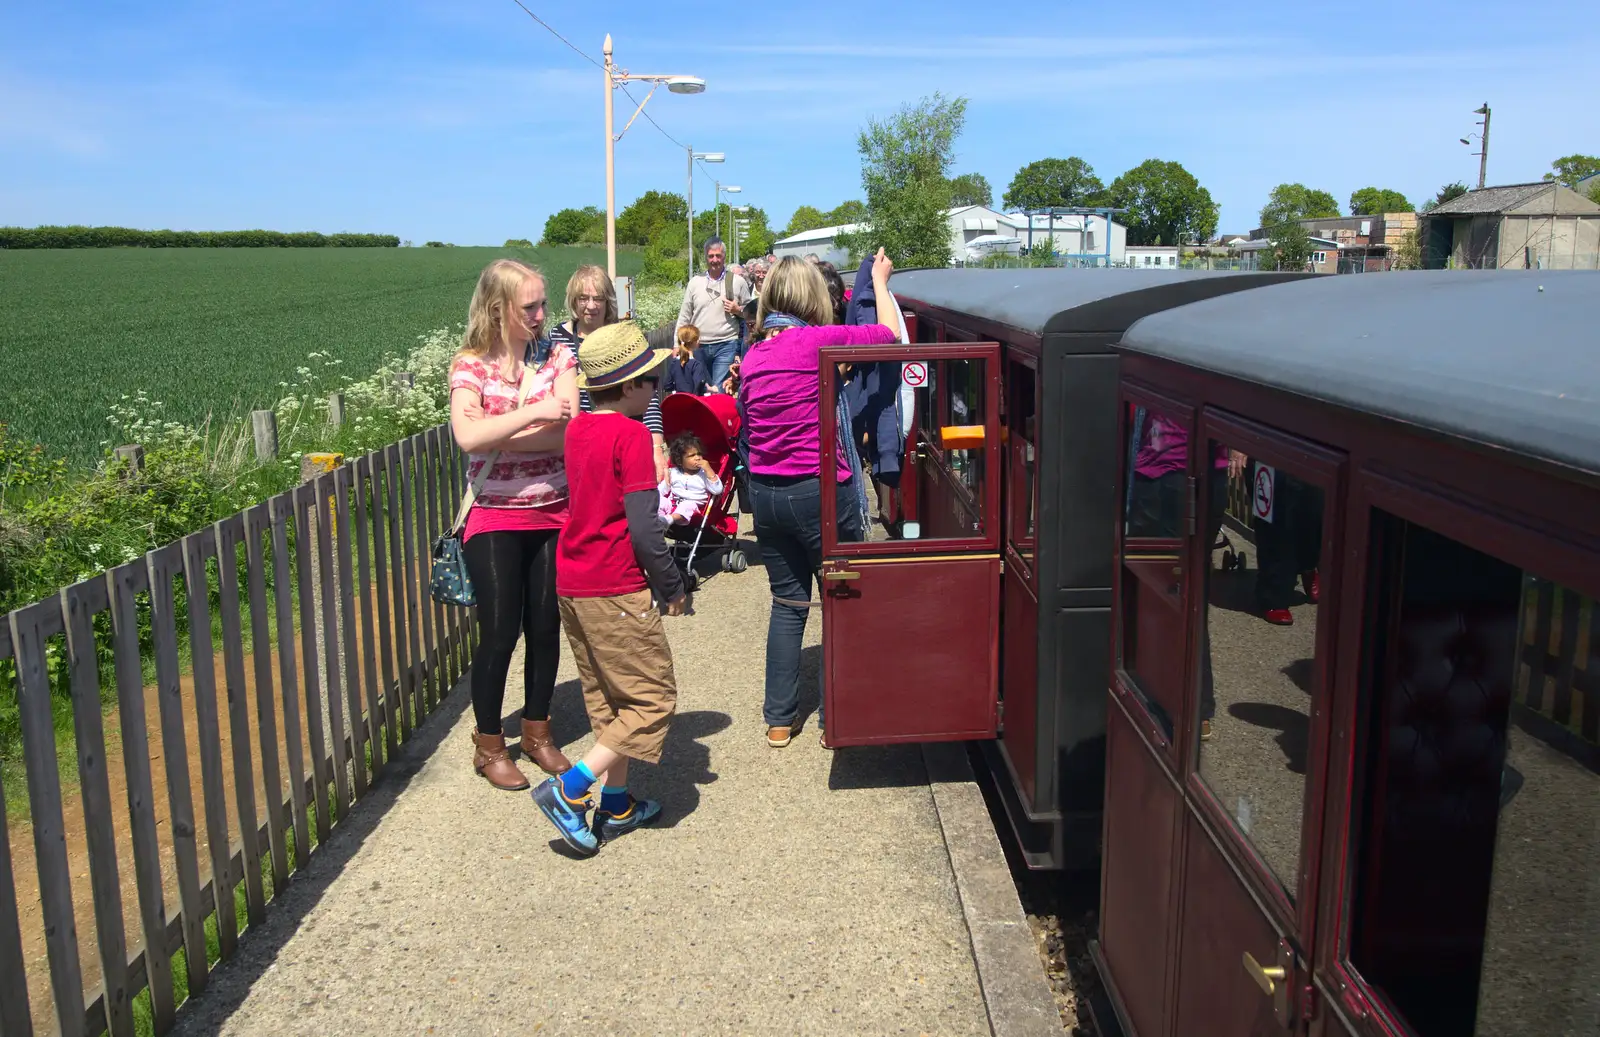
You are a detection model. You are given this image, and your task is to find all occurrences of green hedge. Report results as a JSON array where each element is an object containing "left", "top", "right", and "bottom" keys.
[{"left": 0, "top": 226, "right": 402, "bottom": 249}]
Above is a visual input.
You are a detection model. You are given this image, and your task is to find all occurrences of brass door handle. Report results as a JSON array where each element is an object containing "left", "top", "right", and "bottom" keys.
[
  {"left": 1242, "top": 952, "right": 1286, "bottom": 996},
  {"left": 822, "top": 571, "right": 859, "bottom": 581}
]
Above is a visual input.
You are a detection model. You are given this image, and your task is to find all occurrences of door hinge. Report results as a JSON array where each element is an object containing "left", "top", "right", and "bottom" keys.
[
  {"left": 1186, "top": 475, "right": 1198, "bottom": 537},
  {"left": 999, "top": 557, "right": 1006, "bottom": 575}
]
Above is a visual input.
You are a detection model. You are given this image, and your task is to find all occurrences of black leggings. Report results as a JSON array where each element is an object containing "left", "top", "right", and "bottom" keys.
[{"left": 462, "top": 528, "right": 561, "bottom": 736}]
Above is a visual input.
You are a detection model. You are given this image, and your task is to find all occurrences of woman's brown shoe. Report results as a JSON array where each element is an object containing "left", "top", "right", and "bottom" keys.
[
  {"left": 767, "top": 726, "right": 792, "bottom": 748},
  {"left": 472, "top": 731, "right": 530, "bottom": 791},
  {"left": 519, "top": 718, "right": 572, "bottom": 775}
]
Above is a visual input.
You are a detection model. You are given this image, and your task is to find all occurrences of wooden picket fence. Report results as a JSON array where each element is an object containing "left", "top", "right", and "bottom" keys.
[{"left": 0, "top": 424, "right": 473, "bottom": 1036}]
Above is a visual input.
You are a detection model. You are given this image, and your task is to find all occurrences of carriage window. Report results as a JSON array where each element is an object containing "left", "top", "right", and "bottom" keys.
[
  {"left": 1349, "top": 515, "right": 1600, "bottom": 1037},
  {"left": 1125, "top": 405, "right": 1189, "bottom": 540},
  {"left": 942, "top": 358, "right": 985, "bottom": 502},
  {"left": 1117, "top": 402, "right": 1194, "bottom": 740},
  {"left": 1196, "top": 440, "right": 1325, "bottom": 898},
  {"left": 1007, "top": 360, "right": 1037, "bottom": 555}
]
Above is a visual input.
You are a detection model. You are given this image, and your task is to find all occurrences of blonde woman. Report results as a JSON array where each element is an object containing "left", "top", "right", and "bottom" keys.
[
  {"left": 449, "top": 259, "right": 577, "bottom": 791},
  {"left": 738, "top": 250, "right": 902, "bottom": 748},
  {"left": 548, "top": 264, "right": 668, "bottom": 478}
]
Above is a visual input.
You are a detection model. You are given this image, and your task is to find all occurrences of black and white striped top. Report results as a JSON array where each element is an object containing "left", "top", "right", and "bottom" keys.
[{"left": 546, "top": 323, "right": 664, "bottom": 435}]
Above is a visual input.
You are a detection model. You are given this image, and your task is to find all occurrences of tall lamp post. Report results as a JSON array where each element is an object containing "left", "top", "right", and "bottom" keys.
[
  {"left": 713, "top": 183, "right": 742, "bottom": 240},
  {"left": 731, "top": 205, "right": 751, "bottom": 267},
  {"left": 1460, "top": 103, "right": 1490, "bottom": 190},
  {"left": 603, "top": 34, "right": 706, "bottom": 279},
  {"left": 687, "top": 148, "right": 724, "bottom": 278}
]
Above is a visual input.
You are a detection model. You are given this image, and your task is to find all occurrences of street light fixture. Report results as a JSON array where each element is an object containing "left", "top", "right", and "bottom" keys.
[
  {"left": 603, "top": 35, "right": 707, "bottom": 279},
  {"left": 687, "top": 149, "right": 724, "bottom": 278}
]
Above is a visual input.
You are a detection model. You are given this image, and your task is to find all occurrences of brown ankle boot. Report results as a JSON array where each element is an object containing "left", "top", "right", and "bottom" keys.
[
  {"left": 519, "top": 718, "right": 572, "bottom": 775},
  {"left": 472, "top": 731, "right": 530, "bottom": 791}
]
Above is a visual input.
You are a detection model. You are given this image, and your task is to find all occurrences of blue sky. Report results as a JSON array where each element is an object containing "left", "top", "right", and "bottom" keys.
[{"left": 3, "top": 1, "right": 1596, "bottom": 243}]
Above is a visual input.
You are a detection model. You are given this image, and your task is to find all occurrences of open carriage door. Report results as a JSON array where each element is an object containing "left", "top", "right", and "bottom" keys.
[{"left": 818, "top": 342, "right": 1002, "bottom": 747}]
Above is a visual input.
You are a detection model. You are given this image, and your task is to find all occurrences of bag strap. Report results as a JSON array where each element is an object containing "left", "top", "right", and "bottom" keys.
[{"left": 449, "top": 354, "right": 540, "bottom": 535}]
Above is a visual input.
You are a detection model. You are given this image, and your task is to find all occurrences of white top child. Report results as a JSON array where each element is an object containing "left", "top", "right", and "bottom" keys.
[{"left": 658, "top": 433, "right": 724, "bottom": 527}]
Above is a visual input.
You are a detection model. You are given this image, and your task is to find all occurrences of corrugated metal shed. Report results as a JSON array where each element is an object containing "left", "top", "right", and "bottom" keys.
[
  {"left": 1119, "top": 270, "right": 1600, "bottom": 475},
  {"left": 891, "top": 268, "right": 1300, "bottom": 336}
]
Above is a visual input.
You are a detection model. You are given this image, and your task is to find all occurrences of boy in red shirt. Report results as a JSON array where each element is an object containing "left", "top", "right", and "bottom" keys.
[{"left": 532, "top": 321, "right": 690, "bottom": 856}]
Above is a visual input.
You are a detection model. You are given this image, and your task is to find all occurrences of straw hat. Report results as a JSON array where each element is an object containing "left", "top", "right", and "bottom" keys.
[{"left": 574, "top": 321, "right": 670, "bottom": 390}]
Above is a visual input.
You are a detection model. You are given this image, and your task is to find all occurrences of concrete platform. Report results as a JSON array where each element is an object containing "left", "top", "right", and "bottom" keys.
[{"left": 170, "top": 529, "right": 1057, "bottom": 1036}]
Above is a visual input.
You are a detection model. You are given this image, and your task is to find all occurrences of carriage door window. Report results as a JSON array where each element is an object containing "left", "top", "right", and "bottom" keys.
[
  {"left": 1117, "top": 399, "right": 1193, "bottom": 741},
  {"left": 1007, "top": 359, "right": 1038, "bottom": 563},
  {"left": 1348, "top": 515, "right": 1600, "bottom": 1037},
  {"left": 1197, "top": 438, "right": 1327, "bottom": 899}
]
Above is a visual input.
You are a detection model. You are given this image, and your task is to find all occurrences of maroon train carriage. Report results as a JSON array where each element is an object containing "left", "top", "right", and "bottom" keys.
[
  {"left": 1096, "top": 270, "right": 1600, "bottom": 1037},
  {"left": 809, "top": 268, "right": 1304, "bottom": 868}
]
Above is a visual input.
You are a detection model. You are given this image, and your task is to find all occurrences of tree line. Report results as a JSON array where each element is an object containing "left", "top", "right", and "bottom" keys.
[{"left": 0, "top": 226, "right": 401, "bottom": 249}]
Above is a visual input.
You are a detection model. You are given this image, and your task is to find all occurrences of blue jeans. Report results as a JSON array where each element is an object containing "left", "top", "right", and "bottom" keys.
[
  {"left": 749, "top": 473, "right": 863, "bottom": 727},
  {"left": 696, "top": 338, "right": 740, "bottom": 392}
]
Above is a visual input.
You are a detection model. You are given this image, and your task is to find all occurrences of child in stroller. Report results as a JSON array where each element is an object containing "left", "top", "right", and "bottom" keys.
[
  {"left": 658, "top": 432, "right": 723, "bottom": 528},
  {"left": 658, "top": 391, "right": 747, "bottom": 587}
]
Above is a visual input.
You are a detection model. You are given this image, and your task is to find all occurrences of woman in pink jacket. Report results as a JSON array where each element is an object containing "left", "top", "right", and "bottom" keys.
[{"left": 739, "top": 250, "right": 902, "bottom": 749}]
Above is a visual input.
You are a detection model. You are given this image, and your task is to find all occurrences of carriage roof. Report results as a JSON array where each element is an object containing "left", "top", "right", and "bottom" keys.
[
  {"left": 1118, "top": 270, "right": 1600, "bottom": 476},
  {"left": 891, "top": 268, "right": 1300, "bottom": 337}
]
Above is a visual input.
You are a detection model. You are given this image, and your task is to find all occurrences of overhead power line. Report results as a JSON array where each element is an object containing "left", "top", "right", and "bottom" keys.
[{"left": 506, "top": 1, "right": 694, "bottom": 154}]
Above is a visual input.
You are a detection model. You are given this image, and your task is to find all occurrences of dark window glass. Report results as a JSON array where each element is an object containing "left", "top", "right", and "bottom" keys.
[
  {"left": 1008, "top": 360, "right": 1037, "bottom": 557},
  {"left": 1197, "top": 441, "right": 1325, "bottom": 896},
  {"left": 1349, "top": 514, "right": 1600, "bottom": 1037}
]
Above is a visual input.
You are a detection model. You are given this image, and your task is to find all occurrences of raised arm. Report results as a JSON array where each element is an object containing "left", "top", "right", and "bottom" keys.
[
  {"left": 871, "top": 247, "right": 903, "bottom": 341},
  {"left": 451, "top": 386, "right": 569, "bottom": 454}
]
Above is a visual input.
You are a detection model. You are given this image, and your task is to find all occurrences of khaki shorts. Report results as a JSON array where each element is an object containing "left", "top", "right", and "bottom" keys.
[{"left": 558, "top": 590, "right": 678, "bottom": 764}]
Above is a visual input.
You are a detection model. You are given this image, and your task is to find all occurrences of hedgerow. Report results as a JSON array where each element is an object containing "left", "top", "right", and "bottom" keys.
[{"left": 0, "top": 226, "right": 401, "bottom": 248}]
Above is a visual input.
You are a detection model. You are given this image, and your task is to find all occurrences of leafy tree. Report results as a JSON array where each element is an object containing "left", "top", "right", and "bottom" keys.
[
  {"left": 825, "top": 200, "right": 867, "bottom": 225},
  {"left": 1001, "top": 157, "right": 1103, "bottom": 211},
  {"left": 1106, "top": 160, "right": 1219, "bottom": 245},
  {"left": 1349, "top": 187, "right": 1412, "bottom": 215},
  {"left": 641, "top": 223, "right": 689, "bottom": 287},
  {"left": 1421, "top": 181, "right": 1469, "bottom": 212},
  {"left": 1258, "top": 219, "right": 1315, "bottom": 271},
  {"left": 503, "top": 238, "right": 533, "bottom": 248},
  {"left": 1392, "top": 229, "right": 1421, "bottom": 270},
  {"left": 836, "top": 92, "right": 969, "bottom": 269},
  {"left": 1259, "top": 183, "right": 1340, "bottom": 228},
  {"left": 1590, "top": 181, "right": 1600, "bottom": 206},
  {"left": 616, "top": 190, "right": 688, "bottom": 247},
  {"left": 783, "top": 205, "right": 829, "bottom": 237},
  {"left": 948, "top": 172, "right": 993, "bottom": 207},
  {"left": 1543, "top": 154, "right": 1600, "bottom": 188},
  {"left": 541, "top": 206, "right": 603, "bottom": 245}
]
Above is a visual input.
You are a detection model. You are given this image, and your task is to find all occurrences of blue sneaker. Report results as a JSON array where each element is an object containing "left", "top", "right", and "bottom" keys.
[
  {"left": 531, "top": 777, "right": 599, "bottom": 856},
  {"left": 592, "top": 796, "right": 662, "bottom": 841}
]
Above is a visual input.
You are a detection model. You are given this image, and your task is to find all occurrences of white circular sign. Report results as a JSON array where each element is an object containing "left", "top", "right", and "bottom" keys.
[{"left": 903, "top": 361, "right": 928, "bottom": 388}]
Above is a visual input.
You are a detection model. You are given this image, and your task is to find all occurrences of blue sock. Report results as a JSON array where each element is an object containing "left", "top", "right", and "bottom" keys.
[
  {"left": 600, "top": 785, "right": 631, "bottom": 814},
  {"left": 560, "top": 761, "right": 596, "bottom": 800}
]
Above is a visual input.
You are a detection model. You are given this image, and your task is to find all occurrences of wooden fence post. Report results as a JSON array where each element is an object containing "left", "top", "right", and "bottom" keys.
[
  {"left": 301, "top": 453, "right": 346, "bottom": 796},
  {"left": 113, "top": 444, "right": 145, "bottom": 473},
  {"left": 393, "top": 372, "right": 415, "bottom": 394},
  {"left": 328, "top": 393, "right": 346, "bottom": 427},
  {"left": 252, "top": 410, "right": 279, "bottom": 460}
]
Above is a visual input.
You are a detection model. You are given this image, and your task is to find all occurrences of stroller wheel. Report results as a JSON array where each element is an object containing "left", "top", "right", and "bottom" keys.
[
  {"left": 728, "top": 551, "right": 749, "bottom": 574},
  {"left": 684, "top": 570, "right": 700, "bottom": 592}
]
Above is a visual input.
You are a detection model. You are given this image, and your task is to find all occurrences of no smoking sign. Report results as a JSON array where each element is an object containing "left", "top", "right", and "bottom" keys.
[{"left": 903, "top": 361, "right": 928, "bottom": 388}]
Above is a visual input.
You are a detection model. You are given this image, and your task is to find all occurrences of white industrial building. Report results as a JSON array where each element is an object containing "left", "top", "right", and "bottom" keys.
[
  {"left": 1123, "top": 245, "right": 1179, "bottom": 269},
  {"left": 772, "top": 204, "right": 1130, "bottom": 267}
]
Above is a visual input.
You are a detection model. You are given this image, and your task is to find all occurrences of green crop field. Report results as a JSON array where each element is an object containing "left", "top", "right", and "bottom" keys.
[{"left": 0, "top": 245, "right": 642, "bottom": 463}]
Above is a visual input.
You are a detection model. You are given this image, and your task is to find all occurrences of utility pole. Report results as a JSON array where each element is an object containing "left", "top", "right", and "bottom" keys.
[{"left": 1475, "top": 103, "right": 1490, "bottom": 190}]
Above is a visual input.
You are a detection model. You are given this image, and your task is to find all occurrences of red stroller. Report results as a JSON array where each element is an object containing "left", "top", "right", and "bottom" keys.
[{"left": 659, "top": 392, "right": 747, "bottom": 588}]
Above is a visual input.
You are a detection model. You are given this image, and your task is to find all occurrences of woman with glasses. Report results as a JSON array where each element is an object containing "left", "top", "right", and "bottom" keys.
[
  {"left": 549, "top": 264, "right": 668, "bottom": 480},
  {"left": 449, "top": 259, "right": 579, "bottom": 790}
]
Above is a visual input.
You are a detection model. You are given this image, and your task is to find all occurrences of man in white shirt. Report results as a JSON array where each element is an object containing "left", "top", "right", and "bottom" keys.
[{"left": 676, "top": 238, "right": 751, "bottom": 392}]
